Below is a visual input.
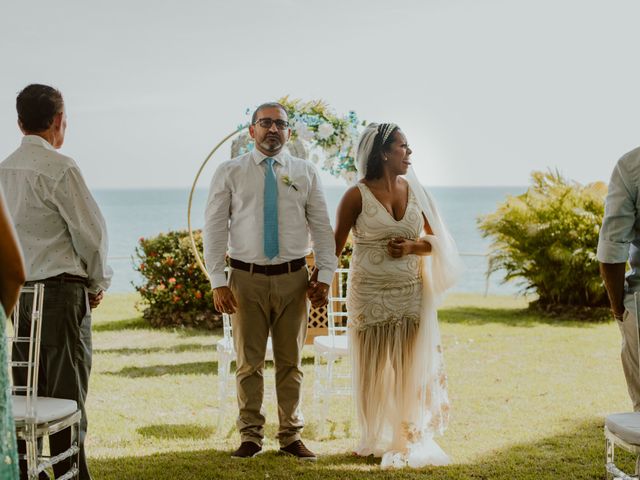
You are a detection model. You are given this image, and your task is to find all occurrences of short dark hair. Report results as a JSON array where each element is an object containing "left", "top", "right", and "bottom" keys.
[
  {"left": 365, "top": 124, "right": 400, "bottom": 180},
  {"left": 251, "top": 102, "right": 288, "bottom": 124},
  {"left": 16, "top": 84, "right": 64, "bottom": 132}
]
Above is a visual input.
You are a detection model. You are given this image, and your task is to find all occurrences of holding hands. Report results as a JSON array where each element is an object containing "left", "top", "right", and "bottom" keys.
[
  {"left": 213, "top": 276, "right": 329, "bottom": 313},
  {"left": 307, "top": 267, "right": 329, "bottom": 308},
  {"left": 307, "top": 281, "right": 329, "bottom": 308}
]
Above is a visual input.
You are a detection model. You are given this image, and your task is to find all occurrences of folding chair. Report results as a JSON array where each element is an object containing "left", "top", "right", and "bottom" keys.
[
  {"left": 312, "top": 268, "right": 350, "bottom": 435},
  {"left": 8, "top": 284, "right": 82, "bottom": 480},
  {"left": 605, "top": 291, "right": 640, "bottom": 479}
]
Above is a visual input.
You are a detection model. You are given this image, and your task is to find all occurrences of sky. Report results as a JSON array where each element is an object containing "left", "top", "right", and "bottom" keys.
[{"left": 1, "top": 0, "right": 639, "bottom": 188}]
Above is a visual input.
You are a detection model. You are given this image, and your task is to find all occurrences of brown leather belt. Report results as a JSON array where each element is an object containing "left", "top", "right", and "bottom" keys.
[
  {"left": 26, "top": 273, "right": 89, "bottom": 286},
  {"left": 229, "top": 257, "right": 306, "bottom": 276}
]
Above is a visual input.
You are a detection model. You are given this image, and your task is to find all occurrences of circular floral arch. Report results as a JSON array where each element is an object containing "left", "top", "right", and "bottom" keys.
[{"left": 187, "top": 97, "right": 364, "bottom": 276}]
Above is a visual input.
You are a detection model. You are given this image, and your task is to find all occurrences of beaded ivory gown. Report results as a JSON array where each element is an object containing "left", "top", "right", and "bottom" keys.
[{"left": 347, "top": 183, "right": 450, "bottom": 468}]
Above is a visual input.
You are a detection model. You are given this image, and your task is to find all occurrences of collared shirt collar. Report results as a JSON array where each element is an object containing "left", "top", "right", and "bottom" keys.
[
  {"left": 251, "top": 148, "right": 285, "bottom": 166},
  {"left": 21, "top": 135, "right": 56, "bottom": 151}
]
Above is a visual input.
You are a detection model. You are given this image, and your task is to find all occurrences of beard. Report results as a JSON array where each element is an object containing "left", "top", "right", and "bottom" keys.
[{"left": 259, "top": 136, "right": 283, "bottom": 153}]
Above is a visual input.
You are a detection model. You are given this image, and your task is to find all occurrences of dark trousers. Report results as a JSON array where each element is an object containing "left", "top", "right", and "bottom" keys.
[{"left": 13, "top": 281, "right": 92, "bottom": 480}]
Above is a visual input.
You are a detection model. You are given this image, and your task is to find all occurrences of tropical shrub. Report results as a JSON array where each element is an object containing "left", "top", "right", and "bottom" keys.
[
  {"left": 478, "top": 170, "right": 608, "bottom": 309},
  {"left": 133, "top": 230, "right": 219, "bottom": 329}
]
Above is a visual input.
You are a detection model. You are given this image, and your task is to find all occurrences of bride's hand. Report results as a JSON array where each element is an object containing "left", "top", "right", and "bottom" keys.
[{"left": 387, "top": 237, "right": 414, "bottom": 258}]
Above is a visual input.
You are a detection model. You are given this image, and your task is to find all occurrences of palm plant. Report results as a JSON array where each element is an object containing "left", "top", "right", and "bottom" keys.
[{"left": 478, "top": 170, "right": 608, "bottom": 308}]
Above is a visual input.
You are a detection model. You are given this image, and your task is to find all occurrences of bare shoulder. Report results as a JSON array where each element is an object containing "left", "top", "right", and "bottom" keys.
[
  {"left": 341, "top": 185, "right": 362, "bottom": 203},
  {"left": 338, "top": 185, "right": 362, "bottom": 213},
  {"left": 395, "top": 176, "right": 410, "bottom": 193}
]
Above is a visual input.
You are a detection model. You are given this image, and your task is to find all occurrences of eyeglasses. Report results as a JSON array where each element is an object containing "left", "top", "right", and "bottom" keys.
[{"left": 254, "top": 118, "right": 289, "bottom": 130}]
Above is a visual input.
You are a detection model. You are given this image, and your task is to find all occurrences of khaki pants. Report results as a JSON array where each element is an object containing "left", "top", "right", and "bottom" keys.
[
  {"left": 619, "top": 296, "right": 640, "bottom": 475},
  {"left": 618, "top": 303, "right": 640, "bottom": 412},
  {"left": 228, "top": 267, "right": 309, "bottom": 447}
]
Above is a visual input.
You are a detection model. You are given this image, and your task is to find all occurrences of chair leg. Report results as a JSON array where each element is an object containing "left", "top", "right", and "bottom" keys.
[
  {"left": 316, "top": 353, "right": 328, "bottom": 438},
  {"left": 313, "top": 352, "right": 321, "bottom": 406},
  {"left": 327, "top": 354, "right": 336, "bottom": 398},
  {"left": 25, "top": 424, "right": 38, "bottom": 480},
  {"left": 605, "top": 436, "right": 614, "bottom": 480},
  {"left": 72, "top": 420, "right": 79, "bottom": 477},
  {"left": 604, "top": 437, "right": 640, "bottom": 480},
  {"left": 217, "top": 351, "right": 230, "bottom": 430},
  {"left": 216, "top": 352, "right": 227, "bottom": 431}
]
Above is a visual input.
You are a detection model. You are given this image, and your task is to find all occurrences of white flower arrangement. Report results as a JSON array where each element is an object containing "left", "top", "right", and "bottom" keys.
[
  {"left": 317, "top": 122, "right": 335, "bottom": 140},
  {"left": 240, "top": 97, "right": 365, "bottom": 183},
  {"left": 279, "top": 97, "right": 364, "bottom": 183},
  {"left": 294, "top": 120, "right": 315, "bottom": 141}
]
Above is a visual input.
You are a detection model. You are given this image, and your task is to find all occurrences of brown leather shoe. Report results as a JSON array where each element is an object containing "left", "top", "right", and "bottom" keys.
[
  {"left": 231, "top": 441, "right": 262, "bottom": 458},
  {"left": 280, "top": 440, "right": 317, "bottom": 461}
]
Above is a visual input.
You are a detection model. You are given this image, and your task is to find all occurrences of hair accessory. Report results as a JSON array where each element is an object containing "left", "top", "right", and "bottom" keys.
[{"left": 379, "top": 123, "right": 398, "bottom": 145}]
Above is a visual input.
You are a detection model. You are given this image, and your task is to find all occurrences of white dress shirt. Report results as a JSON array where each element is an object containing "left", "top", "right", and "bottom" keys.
[
  {"left": 0, "top": 135, "right": 112, "bottom": 293},
  {"left": 597, "top": 146, "right": 640, "bottom": 308},
  {"left": 204, "top": 148, "right": 337, "bottom": 289}
]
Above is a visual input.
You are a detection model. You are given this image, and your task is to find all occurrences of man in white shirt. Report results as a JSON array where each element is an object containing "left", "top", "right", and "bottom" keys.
[
  {"left": 0, "top": 84, "right": 112, "bottom": 480},
  {"left": 204, "top": 102, "right": 337, "bottom": 460}
]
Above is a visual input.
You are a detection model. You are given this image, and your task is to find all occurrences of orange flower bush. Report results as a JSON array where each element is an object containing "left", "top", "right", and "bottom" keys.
[{"left": 133, "top": 230, "right": 220, "bottom": 329}]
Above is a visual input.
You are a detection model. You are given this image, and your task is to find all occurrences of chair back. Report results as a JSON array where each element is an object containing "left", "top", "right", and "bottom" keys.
[
  {"left": 7, "top": 284, "right": 44, "bottom": 421},
  {"left": 327, "top": 268, "right": 349, "bottom": 337},
  {"left": 222, "top": 312, "right": 232, "bottom": 344}
]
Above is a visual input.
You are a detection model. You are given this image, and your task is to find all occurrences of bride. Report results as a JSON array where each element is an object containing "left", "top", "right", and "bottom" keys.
[{"left": 334, "top": 123, "right": 462, "bottom": 468}]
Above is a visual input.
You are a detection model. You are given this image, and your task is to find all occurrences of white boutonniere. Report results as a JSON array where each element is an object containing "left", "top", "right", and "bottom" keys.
[{"left": 282, "top": 175, "right": 298, "bottom": 191}]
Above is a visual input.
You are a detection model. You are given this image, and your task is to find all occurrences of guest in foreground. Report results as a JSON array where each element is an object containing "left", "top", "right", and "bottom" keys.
[
  {"left": 0, "top": 84, "right": 112, "bottom": 480},
  {"left": 0, "top": 186, "right": 26, "bottom": 480},
  {"left": 334, "top": 123, "right": 462, "bottom": 468},
  {"left": 598, "top": 148, "right": 640, "bottom": 412},
  {"left": 204, "top": 102, "right": 337, "bottom": 460}
]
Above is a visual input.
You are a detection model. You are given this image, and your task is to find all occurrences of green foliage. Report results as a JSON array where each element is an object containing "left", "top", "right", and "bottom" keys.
[
  {"left": 133, "top": 230, "right": 219, "bottom": 329},
  {"left": 338, "top": 241, "right": 352, "bottom": 269},
  {"left": 478, "top": 170, "right": 608, "bottom": 308}
]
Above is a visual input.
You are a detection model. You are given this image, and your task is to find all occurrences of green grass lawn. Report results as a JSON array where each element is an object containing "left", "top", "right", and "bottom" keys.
[{"left": 86, "top": 293, "right": 634, "bottom": 479}]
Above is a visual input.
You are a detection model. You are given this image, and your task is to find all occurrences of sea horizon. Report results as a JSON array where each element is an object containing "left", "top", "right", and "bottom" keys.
[{"left": 94, "top": 185, "right": 527, "bottom": 295}]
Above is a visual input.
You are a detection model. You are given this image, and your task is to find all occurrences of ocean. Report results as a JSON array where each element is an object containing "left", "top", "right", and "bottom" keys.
[{"left": 93, "top": 186, "right": 526, "bottom": 295}]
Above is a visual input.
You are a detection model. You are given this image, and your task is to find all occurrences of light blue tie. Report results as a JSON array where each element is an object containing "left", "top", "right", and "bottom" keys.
[{"left": 263, "top": 157, "right": 279, "bottom": 259}]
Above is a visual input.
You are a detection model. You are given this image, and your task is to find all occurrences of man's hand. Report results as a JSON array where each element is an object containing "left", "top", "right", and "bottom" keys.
[
  {"left": 613, "top": 310, "right": 626, "bottom": 321},
  {"left": 612, "top": 306, "right": 626, "bottom": 321},
  {"left": 307, "top": 281, "right": 329, "bottom": 308},
  {"left": 88, "top": 291, "right": 104, "bottom": 310},
  {"left": 600, "top": 262, "right": 627, "bottom": 322},
  {"left": 213, "top": 286, "right": 238, "bottom": 314}
]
